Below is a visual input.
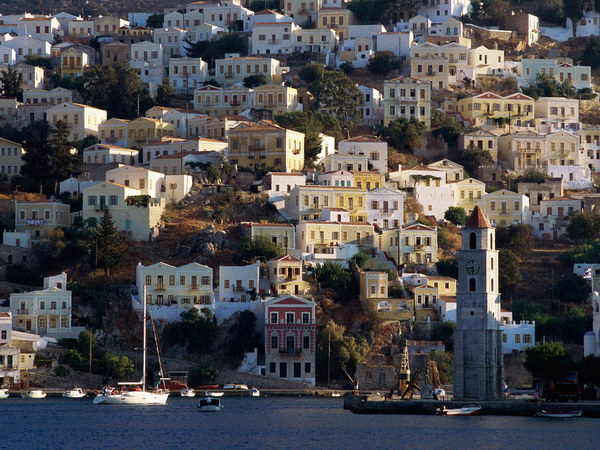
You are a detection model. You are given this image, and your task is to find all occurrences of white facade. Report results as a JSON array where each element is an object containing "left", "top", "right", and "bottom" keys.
[
  {"left": 168, "top": 57, "right": 208, "bottom": 94},
  {"left": 520, "top": 59, "right": 592, "bottom": 90},
  {"left": 338, "top": 136, "right": 388, "bottom": 175},
  {"left": 376, "top": 31, "right": 413, "bottom": 59},
  {"left": 547, "top": 164, "right": 593, "bottom": 190},
  {"left": 418, "top": 0, "right": 471, "bottom": 18},
  {"left": 366, "top": 187, "right": 404, "bottom": 229},
  {"left": 130, "top": 41, "right": 164, "bottom": 66},
  {"left": 500, "top": 319, "right": 535, "bottom": 354},
  {"left": 251, "top": 22, "right": 298, "bottom": 55},
  {"left": 17, "top": 16, "right": 60, "bottom": 42},
  {"left": 266, "top": 172, "right": 307, "bottom": 210},
  {"left": 0, "top": 35, "right": 51, "bottom": 62},
  {"left": 218, "top": 263, "right": 261, "bottom": 302},
  {"left": 358, "top": 85, "right": 383, "bottom": 127},
  {"left": 153, "top": 28, "right": 188, "bottom": 63},
  {"left": 46, "top": 102, "right": 107, "bottom": 140}
]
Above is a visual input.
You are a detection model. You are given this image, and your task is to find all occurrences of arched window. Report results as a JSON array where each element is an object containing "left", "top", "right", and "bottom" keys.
[
  {"left": 490, "top": 233, "right": 494, "bottom": 250},
  {"left": 491, "top": 278, "right": 494, "bottom": 291},
  {"left": 469, "top": 278, "right": 476, "bottom": 291},
  {"left": 469, "top": 232, "right": 477, "bottom": 249}
]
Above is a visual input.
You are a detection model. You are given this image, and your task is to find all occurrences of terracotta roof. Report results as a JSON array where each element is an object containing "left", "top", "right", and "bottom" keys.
[
  {"left": 302, "top": 221, "right": 372, "bottom": 226},
  {"left": 426, "top": 276, "right": 456, "bottom": 281},
  {"left": 326, "top": 208, "right": 349, "bottom": 212},
  {"left": 153, "top": 151, "right": 219, "bottom": 160},
  {"left": 254, "top": 22, "right": 290, "bottom": 26},
  {"left": 440, "top": 296, "right": 456, "bottom": 303},
  {"left": 0, "top": 312, "right": 11, "bottom": 317},
  {"left": 465, "top": 205, "right": 491, "bottom": 228},
  {"left": 267, "top": 172, "right": 305, "bottom": 176},
  {"left": 251, "top": 223, "right": 293, "bottom": 228},
  {"left": 254, "top": 9, "right": 280, "bottom": 15},
  {"left": 297, "top": 185, "right": 364, "bottom": 190}
]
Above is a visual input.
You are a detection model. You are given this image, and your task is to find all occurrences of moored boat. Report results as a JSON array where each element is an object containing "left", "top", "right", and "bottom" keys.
[
  {"left": 0, "top": 389, "right": 9, "bottom": 399},
  {"left": 537, "top": 409, "right": 582, "bottom": 419},
  {"left": 249, "top": 388, "right": 260, "bottom": 397},
  {"left": 22, "top": 390, "right": 47, "bottom": 399},
  {"left": 331, "top": 392, "right": 341, "bottom": 398},
  {"left": 198, "top": 397, "right": 222, "bottom": 412},
  {"left": 206, "top": 391, "right": 224, "bottom": 397},
  {"left": 62, "top": 388, "right": 86, "bottom": 398},
  {"left": 180, "top": 388, "right": 195, "bottom": 398},
  {"left": 222, "top": 384, "right": 248, "bottom": 390},
  {"left": 436, "top": 406, "right": 481, "bottom": 416}
]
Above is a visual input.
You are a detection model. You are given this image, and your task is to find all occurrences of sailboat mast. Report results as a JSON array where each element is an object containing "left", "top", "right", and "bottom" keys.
[{"left": 142, "top": 284, "right": 147, "bottom": 389}]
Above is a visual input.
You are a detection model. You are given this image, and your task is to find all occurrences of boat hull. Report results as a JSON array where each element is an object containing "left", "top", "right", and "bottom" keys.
[
  {"left": 537, "top": 410, "right": 582, "bottom": 418},
  {"left": 93, "top": 391, "right": 169, "bottom": 405},
  {"left": 0, "top": 390, "right": 9, "bottom": 399},
  {"left": 63, "top": 390, "right": 86, "bottom": 398},
  {"left": 206, "top": 391, "right": 224, "bottom": 397},
  {"left": 22, "top": 392, "right": 47, "bottom": 399},
  {"left": 198, "top": 405, "right": 222, "bottom": 412},
  {"left": 180, "top": 390, "right": 196, "bottom": 398},
  {"left": 436, "top": 406, "right": 481, "bottom": 416}
]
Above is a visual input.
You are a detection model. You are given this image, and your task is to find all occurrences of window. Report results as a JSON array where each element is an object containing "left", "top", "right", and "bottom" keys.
[
  {"left": 201, "top": 276, "right": 210, "bottom": 285},
  {"left": 523, "top": 334, "right": 532, "bottom": 343},
  {"left": 305, "top": 362, "right": 311, "bottom": 373},
  {"left": 469, "top": 278, "right": 476, "bottom": 291},
  {"left": 515, "top": 334, "right": 521, "bottom": 344},
  {"left": 271, "top": 334, "right": 278, "bottom": 349},
  {"left": 224, "top": 280, "right": 230, "bottom": 288},
  {"left": 271, "top": 312, "right": 278, "bottom": 324},
  {"left": 302, "top": 312, "right": 310, "bottom": 324},
  {"left": 469, "top": 232, "right": 477, "bottom": 249},
  {"left": 270, "top": 362, "right": 276, "bottom": 373},
  {"left": 109, "top": 195, "right": 118, "bottom": 206},
  {"left": 502, "top": 334, "right": 507, "bottom": 343},
  {"left": 286, "top": 312, "right": 294, "bottom": 324},
  {"left": 145, "top": 275, "right": 151, "bottom": 285},
  {"left": 169, "top": 275, "right": 175, "bottom": 285},
  {"left": 303, "top": 335, "right": 310, "bottom": 349}
]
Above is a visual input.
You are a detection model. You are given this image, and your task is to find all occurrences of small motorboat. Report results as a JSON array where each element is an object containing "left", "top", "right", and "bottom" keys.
[
  {"left": 198, "top": 397, "right": 222, "bottom": 412},
  {"left": 537, "top": 409, "right": 582, "bottom": 419},
  {"left": 222, "top": 384, "right": 248, "bottom": 390},
  {"left": 0, "top": 389, "right": 9, "bottom": 399},
  {"left": 436, "top": 406, "right": 481, "bottom": 416},
  {"left": 206, "top": 391, "right": 224, "bottom": 397},
  {"left": 22, "top": 390, "right": 47, "bottom": 399},
  {"left": 249, "top": 388, "right": 260, "bottom": 397},
  {"left": 331, "top": 392, "right": 341, "bottom": 398},
  {"left": 62, "top": 388, "right": 86, "bottom": 398},
  {"left": 180, "top": 388, "right": 196, "bottom": 398}
]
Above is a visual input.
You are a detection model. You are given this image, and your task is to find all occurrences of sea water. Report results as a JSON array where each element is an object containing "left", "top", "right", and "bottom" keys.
[{"left": 1, "top": 396, "right": 598, "bottom": 449}]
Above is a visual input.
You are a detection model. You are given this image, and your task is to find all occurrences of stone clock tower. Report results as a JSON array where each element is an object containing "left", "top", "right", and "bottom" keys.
[{"left": 453, "top": 206, "right": 503, "bottom": 401}]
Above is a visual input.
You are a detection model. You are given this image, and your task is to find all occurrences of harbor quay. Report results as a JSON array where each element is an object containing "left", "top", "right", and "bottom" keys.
[{"left": 344, "top": 396, "right": 600, "bottom": 417}]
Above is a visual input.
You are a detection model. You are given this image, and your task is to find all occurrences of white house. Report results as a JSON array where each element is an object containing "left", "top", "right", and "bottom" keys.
[
  {"left": 47, "top": 102, "right": 107, "bottom": 140},
  {"left": 376, "top": 31, "right": 413, "bottom": 59},
  {"left": 418, "top": 0, "right": 471, "bottom": 18},
  {"left": 130, "top": 41, "right": 164, "bottom": 66},
  {"left": 168, "top": 57, "right": 208, "bottom": 94},
  {"left": 500, "top": 311, "right": 535, "bottom": 354},
  {"left": 366, "top": 187, "right": 404, "bottom": 229},
  {"left": 520, "top": 59, "right": 592, "bottom": 90},
  {"left": 0, "top": 35, "right": 51, "bottom": 62},
  {"left": 547, "top": 164, "right": 593, "bottom": 190},
  {"left": 18, "top": 16, "right": 60, "bottom": 42},
  {"left": 358, "top": 85, "right": 383, "bottom": 127},
  {"left": 338, "top": 136, "right": 388, "bottom": 175},
  {"left": 218, "top": 263, "right": 261, "bottom": 302},
  {"left": 251, "top": 22, "right": 299, "bottom": 55},
  {"left": 153, "top": 27, "right": 188, "bottom": 63},
  {"left": 265, "top": 171, "right": 307, "bottom": 210}
]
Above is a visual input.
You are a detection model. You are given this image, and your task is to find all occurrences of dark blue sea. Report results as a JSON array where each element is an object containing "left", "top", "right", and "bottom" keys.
[{"left": 1, "top": 396, "right": 599, "bottom": 449}]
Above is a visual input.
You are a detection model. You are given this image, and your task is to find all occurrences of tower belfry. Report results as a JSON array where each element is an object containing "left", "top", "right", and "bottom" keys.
[{"left": 453, "top": 206, "right": 503, "bottom": 400}]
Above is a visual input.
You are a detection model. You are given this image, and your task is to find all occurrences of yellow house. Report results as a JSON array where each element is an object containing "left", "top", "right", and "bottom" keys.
[
  {"left": 383, "top": 77, "right": 432, "bottom": 128},
  {"left": 410, "top": 54, "right": 451, "bottom": 90},
  {"left": 449, "top": 178, "right": 486, "bottom": 214},
  {"left": 453, "top": 92, "right": 534, "bottom": 128},
  {"left": 286, "top": 185, "right": 367, "bottom": 222},
  {"left": 477, "top": 189, "right": 530, "bottom": 226},
  {"left": 295, "top": 220, "right": 375, "bottom": 254},
  {"left": 413, "top": 276, "right": 456, "bottom": 320},
  {"left": 0, "top": 137, "right": 24, "bottom": 177},
  {"left": 98, "top": 118, "right": 130, "bottom": 146},
  {"left": 317, "top": 7, "right": 356, "bottom": 40},
  {"left": 359, "top": 270, "right": 388, "bottom": 301},
  {"left": 127, "top": 117, "right": 176, "bottom": 148},
  {"left": 227, "top": 120, "right": 304, "bottom": 172},
  {"left": 253, "top": 84, "right": 298, "bottom": 116},
  {"left": 266, "top": 255, "right": 310, "bottom": 296},
  {"left": 352, "top": 172, "right": 385, "bottom": 190},
  {"left": 60, "top": 47, "right": 90, "bottom": 76}
]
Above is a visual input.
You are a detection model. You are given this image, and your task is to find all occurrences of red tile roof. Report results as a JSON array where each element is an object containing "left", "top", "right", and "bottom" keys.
[{"left": 466, "top": 205, "right": 491, "bottom": 228}]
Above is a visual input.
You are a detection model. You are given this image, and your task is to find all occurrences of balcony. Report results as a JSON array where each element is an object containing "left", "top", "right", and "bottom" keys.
[
  {"left": 25, "top": 219, "right": 45, "bottom": 225},
  {"left": 379, "top": 209, "right": 393, "bottom": 216},
  {"left": 189, "top": 284, "right": 199, "bottom": 291},
  {"left": 269, "top": 39, "right": 279, "bottom": 44},
  {"left": 17, "top": 309, "right": 28, "bottom": 314},
  {"left": 279, "top": 348, "right": 302, "bottom": 355},
  {"left": 248, "top": 146, "right": 265, "bottom": 152},
  {"left": 233, "top": 286, "right": 246, "bottom": 293},
  {"left": 230, "top": 101, "right": 241, "bottom": 106},
  {"left": 154, "top": 284, "right": 166, "bottom": 291}
]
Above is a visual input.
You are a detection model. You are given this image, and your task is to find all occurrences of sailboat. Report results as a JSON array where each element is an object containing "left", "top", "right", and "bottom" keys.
[{"left": 93, "top": 285, "right": 169, "bottom": 405}]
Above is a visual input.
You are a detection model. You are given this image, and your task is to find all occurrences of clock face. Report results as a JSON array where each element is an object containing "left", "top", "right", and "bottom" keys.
[{"left": 466, "top": 260, "right": 480, "bottom": 275}]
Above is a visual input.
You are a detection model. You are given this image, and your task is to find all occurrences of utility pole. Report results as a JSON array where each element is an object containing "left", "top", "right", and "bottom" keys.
[
  {"left": 88, "top": 329, "right": 93, "bottom": 387},
  {"left": 327, "top": 333, "right": 331, "bottom": 389}
]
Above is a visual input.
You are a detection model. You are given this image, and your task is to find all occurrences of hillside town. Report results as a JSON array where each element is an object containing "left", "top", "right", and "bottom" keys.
[{"left": 0, "top": 0, "right": 600, "bottom": 403}]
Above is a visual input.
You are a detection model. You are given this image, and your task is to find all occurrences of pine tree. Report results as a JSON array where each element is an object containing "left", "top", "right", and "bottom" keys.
[
  {"left": 156, "top": 78, "right": 175, "bottom": 106},
  {"left": 91, "top": 210, "right": 126, "bottom": 275},
  {"left": 0, "top": 66, "right": 23, "bottom": 100}
]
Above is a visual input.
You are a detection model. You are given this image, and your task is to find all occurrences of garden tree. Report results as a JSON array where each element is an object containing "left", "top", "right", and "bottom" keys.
[
  {"left": 367, "top": 52, "right": 400, "bottom": 77},
  {"left": 274, "top": 111, "right": 324, "bottom": 165},
  {"left": 21, "top": 120, "right": 59, "bottom": 193},
  {"left": 310, "top": 70, "right": 363, "bottom": 136},
  {"left": 34, "top": 227, "right": 94, "bottom": 269},
  {"left": 523, "top": 73, "right": 578, "bottom": 100},
  {"left": 553, "top": 273, "right": 591, "bottom": 304},
  {"left": 436, "top": 257, "right": 458, "bottom": 278},
  {"left": 74, "top": 135, "right": 100, "bottom": 153},
  {"left": 495, "top": 223, "right": 533, "bottom": 259},
  {"left": 376, "top": 118, "right": 425, "bottom": 152},
  {"left": 460, "top": 143, "right": 494, "bottom": 176},
  {"left": 349, "top": 252, "right": 370, "bottom": 268},
  {"left": 238, "top": 235, "right": 284, "bottom": 262},
  {"left": 382, "top": 0, "right": 423, "bottom": 25},
  {"left": 185, "top": 33, "right": 248, "bottom": 66},
  {"left": 0, "top": 66, "right": 23, "bottom": 100},
  {"left": 155, "top": 78, "right": 176, "bottom": 106},
  {"left": 50, "top": 73, "right": 86, "bottom": 95},
  {"left": 538, "top": 0, "right": 565, "bottom": 25},
  {"left": 243, "top": 74, "right": 267, "bottom": 88},
  {"left": 564, "top": 0, "right": 584, "bottom": 37},
  {"left": 100, "top": 352, "right": 135, "bottom": 378},
  {"left": 82, "top": 64, "right": 154, "bottom": 119},
  {"left": 583, "top": 35, "right": 600, "bottom": 68},
  {"left": 90, "top": 210, "right": 126, "bottom": 275},
  {"left": 248, "top": 0, "right": 280, "bottom": 11},
  {"left": 499, "top": 248, "right": 522, "bottom": 296},
  {"left": 444, "top": 206, "right": 467, "bottom": 226},
  {"left": 316, "top": 320, "right": 369, "bottom": 380},
  {"left": 566, "top": 213, "right": 600, "bottom": 243},
  {"left": 6, "top": 263, "right": 43, "bottom": 285},
  {"left": 146, "top": 13, "right": 164, "bottom": 28},
  {"left": 431, "top": 110, "right": 463, "bottom": 148},
  {"left": 431, "top": 322, "right": 456, "bottom": 351},
  {"left": 314, "top": 261, "right": 354, "bottom": 298},
  {"left": 524, "top": 342, "right": 572, "bottom": 380},
  {"left": 347, "top": 0, "right": 386, "bottom": 24},
  {"left": 163, "top": 308, "right": 218, "bottom": 355},
  {"left": 222, "top": 311, "right": 260, "bottom": 363},
  {"left": 48, "top": 121, "right": 82, "bottom": 192},
  {"left": 429, "top": 351, "right": 453, "bottom": 384},
  {"left": 479, "top": 0, "right": 510, "bottom": 28},
  {"left": 188, "top": 357, "right": 220, "bottom": 384},
  {"left": 558, "top": 239, "right": 600, "bottom": 265},
  {"left": 24, "top": 55, "right": 53, "bottom": 69},
  {"left": 298, "top": 63, "right": 324, "bottom": 85},
  {"left": 513, "top": 169, "right": 549, "bottom": 185},
  {"left": 339, "top": 62, "right": 355, "bottom": 75}
]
